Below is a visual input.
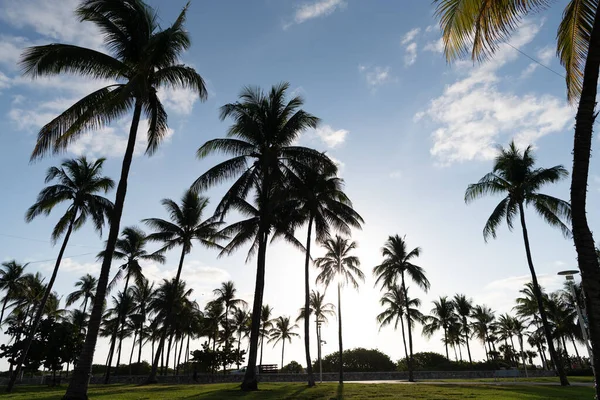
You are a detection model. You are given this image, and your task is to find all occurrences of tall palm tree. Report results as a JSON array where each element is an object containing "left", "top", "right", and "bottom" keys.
[
  {"left": 296, "top": 290, "right": 336, "bottom": 378},
  {"left": 315, "top": 235, "right": 364, "bottom": 384},
  {"left": 372, "top": 235, "right": 429, "bottom": 382},
  {"left": 376, "top": 285, "right": 424, "bottom": 369},
  {"left": 268, "top": 316, "right": 299, "bottom": 370},
  {"left": 212, "top": 281, "right": 247, "bottom": 351},
  {"left": 131, "top": 279, "right": 155, "bottom": 364},
  {"left": 18, "top": 1, "right": 208, "bottom": 395},
  {"left": 434, "top": 2, "right": 600, "bottom": 389},
  {"left": 192, "top": 82, "right": 334, "bottom": 391},
  {"left": 143, "top": 189, "right": 223, "bottom": 382},
  {"left": 290, "top": 165, "right": 363, "bottom": 386},
  {"left": 423, "top": 296, "right": 456, "bottom": 360},
  {"left": 0, "top": 261, "right": 27, "bottom": 327},
  {"left": 66, "top": 274, "right": 98, "bottom": 314},
  {"left": 232, "top": 306, "right": 250, "bottom": 370},
  {"left": 7, "top": 157, "right": 113, "bottom": 392},
  {"left": 259, "top": 305, "right": 274, "bottom": 367},
  {"left": 453, "top": 294, "right": 473, "bottom": 364},
  {"left": 464, "top": 142, "right": 570, "bottom": 384},
  {"left": 104, "top": 289, "right": 136, "bottom": 383}
]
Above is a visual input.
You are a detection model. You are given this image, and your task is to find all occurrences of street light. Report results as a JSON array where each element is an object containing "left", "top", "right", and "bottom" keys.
[
  {"left": 557, "top": 270, "right": 594, "bottom": 374},
  {"left": 317, "top": 320, "right": 326, "bottom": 383}
]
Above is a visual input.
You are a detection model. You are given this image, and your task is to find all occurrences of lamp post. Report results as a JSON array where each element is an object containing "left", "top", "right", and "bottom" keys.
[
  {"left": 317, "top": 320, "right": 323, "bottom": 383},
  {"left": 558, "top": 270, "right": 594, "bottom": 374}
]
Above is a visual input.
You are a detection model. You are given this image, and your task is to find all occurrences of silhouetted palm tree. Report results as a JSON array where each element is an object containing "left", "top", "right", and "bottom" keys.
[
  {"left": 232, "top": 306, "right": 250, "bottom": 370},
  {"left": 131, "top": 279, "right": 155, "bottom": 364},
  {"left": 465, "top": 141, "right": 571, "bottom": 384},
  {"left": 434, "top": 4, "right": 600, "bottom": 388},
  {"left": 0, "top": 261, "right": 27, "bottom": 327},
  {"left": 19, "top": 0, "right": 209, "bottom": 395},
  {"left": 373, "top": 235, "right": 429, "bottom": 381},
  {"left": 66, "top": 274, "right": 98, "bottom": 314},
  {"left": 143, "top": 189, "right": 222, "bottom": 382},
  {"left": 470, "top": 305, "right": 496, "bottom": 361},
  {"left": 212, "top": 281, "right": 247, "bottom": 351},
  {"left": 453, "top": 294, "right": 473, "bottom": 364},
  {"left": 259, "top": 305, "right": 274, "bottom": 367},
  {"left": 104, "top": 289, "right": 135, "bottom": 383},
  {"left": 423, "top": 296, "right": 456, "bottom": 359},
  {"left": 192, "top": 82, "right": 334, "bottom": 391},
  {"left": 8, "top": 157, "right": 113, "bottom": 391},
  {"left": 315, "top": 235, "right": 364, "bottom": 384},
  {"left": 268, "top": 316, "right": 299, "bottom": 370}
]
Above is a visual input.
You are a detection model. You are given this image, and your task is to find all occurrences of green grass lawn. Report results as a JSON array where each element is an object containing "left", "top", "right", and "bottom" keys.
[
  {"left": 0, "top": 382, "right": 594, "bottom": 400},
  {"left": 428, "top": 376, "right": 595, "bottom": 383}
]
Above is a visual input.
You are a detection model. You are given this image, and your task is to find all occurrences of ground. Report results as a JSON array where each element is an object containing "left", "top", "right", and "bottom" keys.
[{"left": 0, "top": 380, "right": 594, "bottom": 400}]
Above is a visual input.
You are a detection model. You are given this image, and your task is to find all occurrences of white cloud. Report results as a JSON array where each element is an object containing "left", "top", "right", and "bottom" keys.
[
  {"left": 0, "top": 35, "right": 31, "bottom": 68},
  {"left": 521, "top": 46, "right": 556, "bottom": 78},
  {"left": 0, "top": 0, "right": 103, "bottom": 50},
  {"left": 158, "top": 87, "right": 199, "bottom": 115},
  {"left": 389, "top": 170, "right": 402, "bottom": 179},
  {"left": 315, "top": 125, "right": 349, "bottom": 148},
  {"left": 329, "top": 155, "right": 345, "bottom": 175},
  {"left": 286, "top": 0, "right": 346, "bottom": 28},
  {"left": 416, "top": 20, "right": 573, "bottom": 166},
  {"left": 40, "top": 258, "right": 100, "bottom": 275},
  {"left": 401, "top": 28, "right": 421, "bottom": 45},
  {"left": 0, "top": 71, "right": 11, "bottom": 90},
  {"left": 424, "top": 38, "right": 444, "bottom": 54},
  {"left": 359, "top": 65, "right": 393, "bottom": 88},
  {"left": 404, "top": 42, "right": 418, "bottom": 66},
  {"left": 425, "top": 24, "right": 436, "bottom": 33}
]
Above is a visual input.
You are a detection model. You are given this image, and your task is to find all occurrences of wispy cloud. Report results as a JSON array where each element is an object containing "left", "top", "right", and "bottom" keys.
[
  {"left": 389, "top": 170, "right": 402, "bottom": 179},
  {"left": 315, "top": 125, "right": 349, "bottom": 148},
  {"left": 521, "top": 46, "right": 555, "bottom": 78},
  {"left": 424, "top": 38, "right": 444, "bottom": 54},
  {"left": 358, "top": 65, "right": 394, "bottom": 89},
  {"left": 285, "top": 0, "right": 346, "bottom": 29},
  {"left": 401, "top": 28, "right": 420, "bottom": 45},
  {"left": 401, "top": 28, "right": 421, "bottom": 67}
]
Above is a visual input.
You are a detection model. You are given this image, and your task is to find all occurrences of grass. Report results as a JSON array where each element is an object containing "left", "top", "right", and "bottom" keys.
[
  {"left": 0, "top": 382, "right": 594, "bottom": 400},
  {"left": 429, "top": 376, "right": 595, "bottom": 383}
]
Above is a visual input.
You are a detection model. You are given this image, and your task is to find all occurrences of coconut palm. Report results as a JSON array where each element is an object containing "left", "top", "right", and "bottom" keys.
[
  {"left": 423, "top": 296, "right": 456, "bottom": 359},
  {"left": 212, "top": 281, "right": 247, "bottom": 351},
  {"left": 268, "top": 316, "right": 299, "bottom": 370},
  {"left": 259, "top": 305, "right": 274, "bottom": 367},
  {"left": 453, "top": 294, "right": 473, "bottom": 364},
  {"left": 192, "top": 82, "right": 334, "bottom": 391},
  {"left": 131, "top": 279, "right": 155, "bottom": 364},
  {"left": 290, "top": 165, "right": 363, "bottom": 386},
  {"left": 0, "top": 261, "right": 28, "bottom": 327},
  {"left": 377, "top": 285, "right": 424, "bottom": 368},
  {"left": 232, "top": 306, "right": 250, "bottom": 370},
  {"left": 142, "top": 189, "right": 223, "bottom": 382},
  {"left": 464, "top": 142, "right": 570, "bottom": 384},
  {"left": 19, "top": 0, "right": 208, "bottom": 395},
  {"left": 315, "top": 235, "right": 364, "bottom": 384},
  {"left": 66, "top": 274, "right": 98, "bottom": 314},
  {"left": 470, "top": 305, "right": 496, "bottom": 360},
  {"left": 373, "top": 235, "right": 429, "bottom": 382},
  {"left": 104, "top": 289, "right": 135, "bottom": 383},
  {"left": 7, "top": 157, "right": 113, "bottom": 392},
  {"left": 434, "top": 2, "right": 600, "bottom": 387}
]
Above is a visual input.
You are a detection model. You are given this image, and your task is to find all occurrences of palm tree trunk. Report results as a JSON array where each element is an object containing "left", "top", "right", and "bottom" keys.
[
  {"left": 116, "top": 273, "right": 131, "bottom": 374},
  {"left": 302, "top": 216, "right": 316, "bottom": 386},
  {"left": 137, "top": 318, "right": 144, "bottom": 364},
  {"left": 0, "top": 295, "right": 9, "bottom": 328},
  {"left": 259, "top": 334, "right": 264, "bottom": 367},
  {"left": 177, "top": 337, "right": 184, "bottom": 375},
  {"left": 241, "top": 229, "right": 268, "bottom": 391},
  {"left": 518, "top": 202, "right": 569, "bottom": 386},
  {"left": 458, "top": 343, "right": 463, "bottom": 361},
  {"left": 399, "top": 314, "right": 409, "bottom": 367},
  {"left": 453, "top": 345, "right": 458, "bottom": 362},
  {"left": 443, "top": 328, "right": 449, "bottom": 360},
  {"left": 570, "top": 335, "right": 583, "bottom": 367},
  {"left": 570, "top": 6, "right": 600, "bottom": 399},
  {"left": 82, "top": 297, "right": 88, "bottom": 315},
  {"left": 104, "top": 325, "right": 119, "bottom": 384},
  {"left": 400, "top": 274, "right": 414, "bottom": 382},
  {"left": 561, "top": 336, "right": 570, "bottom": 362},
  {"left": 337, "top": 282, "right": 343, "bottom": 384},
  {"left": 464, "top": 317, "right": 472, "bottom": 364},
  {"left": 64, "top": 100, "right": 143, "bottom": 400},
  {"left": 129, "top": 330, "right": 137, "bottom": 376},
  {"left": 165, "top": 333, "right": 173, "bottom": 376},
  {"left": 7, "top": 215, "right": 75, "bottom": 392},
  {"left": 147, "top": 245, "right": 186, "bottom": 383}
]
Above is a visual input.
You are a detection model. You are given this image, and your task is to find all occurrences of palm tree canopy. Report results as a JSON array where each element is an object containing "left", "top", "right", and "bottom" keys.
[
  {"left": 26, "top": 157, "right": 114, "bottom": 242},
  {"left": 465, "top": 141, "right": 571, "bottom": 241},
  {"left": 213, "top": 281, "right": 247, "bottom": 311},
  {"left": 143, "top": 189, "right": 225, "bottom": 255},
  {"left": 0, "top": 261, "right": 28, "bottom": 298},
  {"left": 268, "top": 316, "right": 299, "bottom": 346},
  {"left": 423, "top": 296, "right": 457, "bottom": 338},
  {"left": 149, "top": 278, "right": 194, "bottom": 329},
  {"left": 296, "top": 290, "right": 336, "bottom": 324},
  {"left": 22, "top": 0, "right": 207, "bottom": 160},
  {"left": 377, "top": 285, "right": 424, "bottom": 331},
  {"left": 65, "top": 273, "right": 98, "bottom": 308},
  {"left": 470, "top": 304, "right": 496, "bottom": 342},
  {"left": 373, "top": 235, "right": 430, "bottom": 292},
  {"left": 433, "top": 0, "right": 597, "bottom": 102},
  {"left": 315, "top": 235, "right": 364, "bottom": 289}
]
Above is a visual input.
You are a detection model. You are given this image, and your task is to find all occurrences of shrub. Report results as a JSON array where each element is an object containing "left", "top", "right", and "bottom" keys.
[
  {"left": 282, "top": 361, "right": 304, "bottom": 373},
  {"left": 314, "top": 348, "right": 396, "bottom": 372}
]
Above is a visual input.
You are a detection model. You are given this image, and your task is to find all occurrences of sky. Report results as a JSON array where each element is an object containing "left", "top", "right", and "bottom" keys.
[{"left": 0, "top": 0, "right": 597, "bottom": 370}]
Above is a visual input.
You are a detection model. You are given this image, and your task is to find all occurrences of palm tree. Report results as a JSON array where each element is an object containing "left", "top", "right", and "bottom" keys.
[
  {"left": 259, "top": 305, "right": 274, "bottom": 367},
  {"left": 315, "top": 235, "right": 364, "bottom": 384},
  {"left": 290, "top": 165, "right": 363, "bottom": 386},
  {"left": 131, "top": 279, "right": 155, "bottom": 364},
  {"left": 212, "top": 281, "right": 247, "bottom": 351},
  {"left": 464, "top": 142, "right": 570, "bottom": 384},
  {"left": 373, "top": 235, "right": 429, "bottom": 382},
  {"left": 423, "top": 296, "right": 456, "bottom": 359},
  {"left": 7, "top": 157, "right": 113, "bottom": 392},
  {"left": 66, "top": 274, "right": 98, "bottom": 314},
  {"left": 0, "top": 261, "right": 27, "bottom": 327},
  {"left": 496, "top": 314, "right": 518, "bottom": 363},
  {"left": 192, "top": 82, "right": 334, "bottom": 391},
  {"left": 19, "top": 1, "right": 208, "bottom": 395},
  {"left": 434, "top": 2, "right": 600, "bottom": 388},
  {"left": 103, "top": 289, "right": 136, "bottom": 383},
  {"left": 268, "top": 316, "right": 299, "bottom": 370},
  {"left": 453, "top": 294, "right": 474, "bottom": 364},
  {"left": 232, "top": 306, "right": 250, "bottom": 370},
  {"left": 376, "top": 285, "right": 424, "bottom": 369},
  {"left": 143, "top": 189, "right": 222, "bottom": 383}
]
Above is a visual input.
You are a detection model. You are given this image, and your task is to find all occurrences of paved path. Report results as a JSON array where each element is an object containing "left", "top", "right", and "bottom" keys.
[{"left": 344, "top": 380, "right": 595, "bottom": 387}]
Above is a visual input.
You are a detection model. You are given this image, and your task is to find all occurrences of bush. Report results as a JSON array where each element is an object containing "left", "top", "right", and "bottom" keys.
[
  {"left": 315, "top": 348, "right": 396, "bottom": 372},
  {"left": 281, "top": 361, "right": 304, "bottom": 373},
  {"left": 397, "top": 352, "right": 510, "bottom": 371}
]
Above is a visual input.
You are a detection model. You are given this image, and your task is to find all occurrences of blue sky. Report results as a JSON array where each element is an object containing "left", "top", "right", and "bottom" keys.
[{"left": 0, "top": 0, "right": 596, "bottom": 369}]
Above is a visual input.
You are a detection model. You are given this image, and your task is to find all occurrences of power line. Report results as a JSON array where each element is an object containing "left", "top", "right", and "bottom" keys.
[
  {"left": 505, "top": 42, "right": 565, "bottom": 79},
  {"left": 0, "top": 233, "right": 101, "bottom": 250},
  {"left": 26, "top": 252, "right": 98, "bottom": 265}
]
